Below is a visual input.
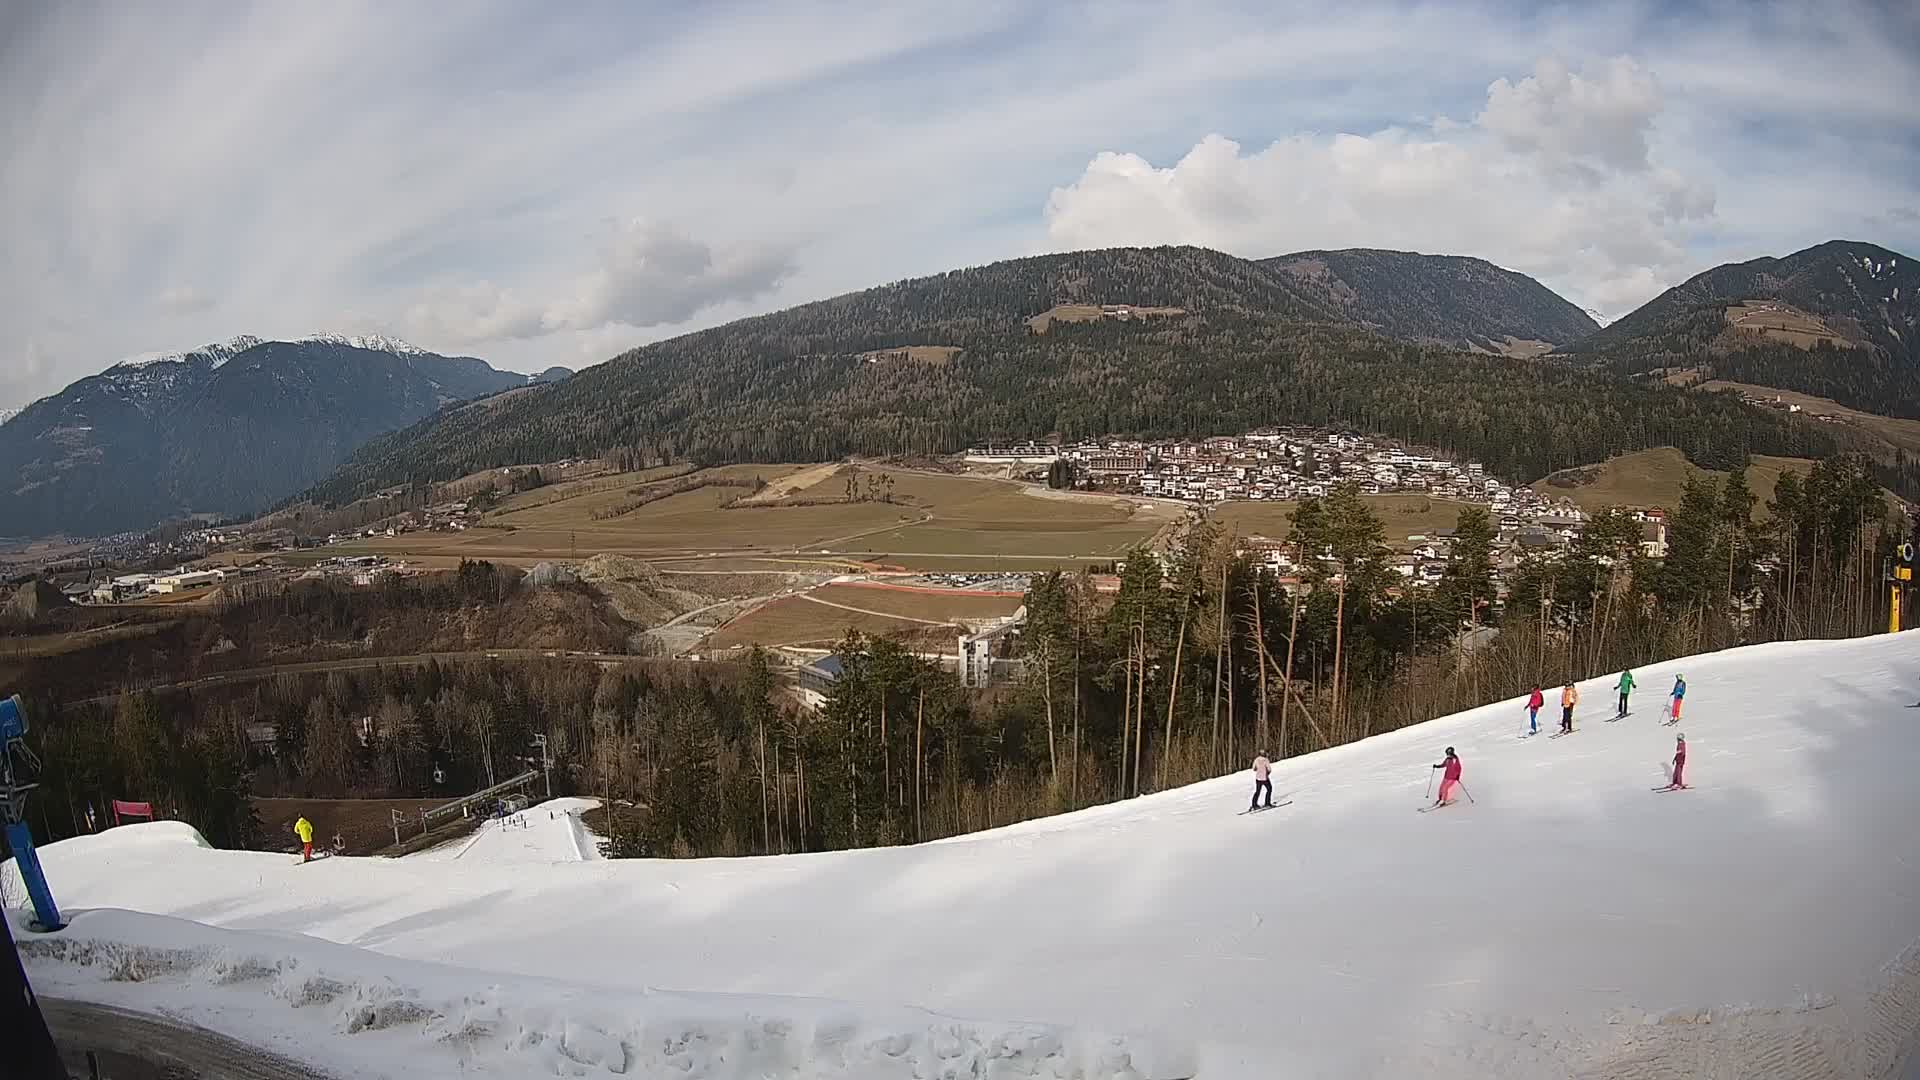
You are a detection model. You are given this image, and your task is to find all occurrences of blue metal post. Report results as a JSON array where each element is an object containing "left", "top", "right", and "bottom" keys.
[
  {"left": 3, "top": 822, "right": 60, "bottom": 931},
  {"left": 1, "top": 695, "right": 62, "bottom": 931}
]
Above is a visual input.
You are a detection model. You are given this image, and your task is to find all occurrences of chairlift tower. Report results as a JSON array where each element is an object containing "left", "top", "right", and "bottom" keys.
[
  {"left": 1, "top": 695, "right": 63, "bottom": 931},
  {"left": 530, "top": 734, "right": 552, "bottom": 800}
]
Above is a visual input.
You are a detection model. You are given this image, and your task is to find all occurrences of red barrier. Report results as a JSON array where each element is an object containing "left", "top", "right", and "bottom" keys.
[{"left": 111, "top": 799, "right": 155, "bottom": 826}]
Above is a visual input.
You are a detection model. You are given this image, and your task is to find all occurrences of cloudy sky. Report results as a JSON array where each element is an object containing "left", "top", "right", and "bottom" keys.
[{"left": 4, "top": 1, "right": 1918, "bottom": 411}]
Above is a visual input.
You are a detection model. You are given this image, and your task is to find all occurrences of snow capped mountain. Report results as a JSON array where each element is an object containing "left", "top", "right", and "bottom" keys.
[
  {"left": 0, "top": 407, "right": 17, "bottom": 426},
  {"left": 108, "top": 334, "right": 264, "bottom": 372},
  {"left": 1, "top": 334, "right": 529, "bottom": 536},
  {"left": 1583, "top": 306, "right": 1615, "bottom": 327},
  {"left": 293, "top": 331, "right": 432, "bottom": 355},
  {"left": 17, "top": 632, "right": 1920, "bottom": 1079}
]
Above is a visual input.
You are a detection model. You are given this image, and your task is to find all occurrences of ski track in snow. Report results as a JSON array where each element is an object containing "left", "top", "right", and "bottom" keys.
[{"left": 12, "top": 632, "right": 1920, "bottom": 1079}]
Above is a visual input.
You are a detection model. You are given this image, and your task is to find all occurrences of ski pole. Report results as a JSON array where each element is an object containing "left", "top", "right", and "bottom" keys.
[
  {"left": 1457, "top": 781, "right": 1475, "bottom": 804},
  {"left": 1424, "top": 768, "right": 1436, "bottom": 801}
]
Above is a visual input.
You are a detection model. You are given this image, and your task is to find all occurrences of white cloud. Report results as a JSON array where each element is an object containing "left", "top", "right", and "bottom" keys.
[
  {"left": 404, "top": 220, "right": 792, "bottom": 346},
  {"left": 1479, "top": 57, "right": 1661, "bottom": 177},
  {"left": 156, "top": 285, "right": 215, "bottom": 315},
  {"left": 0, "top": 3, "right": 1916, "bottom": 408},
  {"left": 545, "top": 219, "right": 793, "bottom": 335},
  {"left": 1043, "top": 57, "right": 1720, "bottom": 315}
]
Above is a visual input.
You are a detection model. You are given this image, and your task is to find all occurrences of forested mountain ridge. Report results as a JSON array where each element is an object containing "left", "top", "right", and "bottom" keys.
[
  {"left": 311, "top": 246, "right": 1849, "bottom": 506},
  {"left": 2, "top": 336, "right": 530, "bottom": 536},
  {"left": 1261, "top": 248, "right": 1599, "bottom": 354},
  {"left": 1559, "top": 241, "right": 1920, "bottom": 418}
]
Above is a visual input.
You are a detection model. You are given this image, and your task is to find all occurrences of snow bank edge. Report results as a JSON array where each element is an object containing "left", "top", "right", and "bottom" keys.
[{"left": 17, "top": 908, "right": 1198, "bottom": 1080}]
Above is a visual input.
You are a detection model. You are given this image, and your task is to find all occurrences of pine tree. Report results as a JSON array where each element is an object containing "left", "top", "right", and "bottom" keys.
[{"left": 1438, "top": 505, "right": 1498, "bottom": 627}]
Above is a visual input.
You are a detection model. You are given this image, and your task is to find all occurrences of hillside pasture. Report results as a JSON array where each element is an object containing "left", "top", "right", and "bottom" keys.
[
  {"left": 326, "top": 467, "right": 1170, "bottom": 569},
  {"left": 806, "top": 583, "right": 1024, "bottom": 623},
  {"left": 1026, "top": 303, "right": 1186, "bottom": 333},
  {"left": 1699, "top": 380, "right": 1920, "bottom": 461},
  {"left": 1531, "top": 447, "right": 1895, "bottom": 519},
  {"left": 855, "top": 345, "right": 962, "bottom": 366},
  {"left": 1532, "top": 448, "right": 1702, "bottom": 512},
  {"left": 1719, "top": 301, "right": 1848, "bottom": 351},
  {"left": 702, "top": 595, "right": 955, "bottom": 651}
]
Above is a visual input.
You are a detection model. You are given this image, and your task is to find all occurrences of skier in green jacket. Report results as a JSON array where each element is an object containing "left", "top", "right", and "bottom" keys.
[{"left": 1613, "top": 669, "right": 1636, "bottom": 719}]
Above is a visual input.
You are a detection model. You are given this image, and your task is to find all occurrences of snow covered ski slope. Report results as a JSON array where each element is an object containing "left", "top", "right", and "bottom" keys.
[
  {"left": 408, "top": 796, "right": 604, "bottom": 866},
  {"left": 13, "top": 632, "right": 1920, "bottom": 1079}
]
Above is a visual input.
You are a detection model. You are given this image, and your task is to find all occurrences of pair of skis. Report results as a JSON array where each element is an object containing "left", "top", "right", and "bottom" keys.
[{"left": 1238, "top": 800, "right": 1293, "bottom": 816}]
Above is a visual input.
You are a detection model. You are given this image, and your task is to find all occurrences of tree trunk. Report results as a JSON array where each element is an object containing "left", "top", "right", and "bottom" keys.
[
  {"left": 1330, "top": 575, "right": 1347, "bottom": 735},
  {"left": 1119, "top": 629, "right": 1133, "bottom": 798},
  {"left": 1071, "top": 634, "right": 1082, "bottom": 809},
  {"left": 1211, "top": 561, "right": 1226, "bottom": 773},
  {"left": 846, "top": 709, "right": 859, "bottom": 844},
  {"left": 1226, "top": 608, "right": 1236, "bottom": 770},
  {"left": 774, "top": 737, "right": 787, "bottom": 854},
  {"left": 1043, "top": 652, "right": 1057, "bottom": 786},
  {"left": 914, "top": 688, "right": 925, "bottom": 842},
  {"left": 757, "top": 708, "right": 770, "bottom": 854},
  {"left": 1160, "top": 609, "right": 1188, "bottom": 790},
  {"left": 796, "top": 743, "right": 808, "bottom": 851},
  {"left": 1253, "top": 582, "right": 1269, "bottom": 751},
  {"left": 1132, "top": 622, "right": 1146, "bottom": 798},
  {"left": 1280, "top": 589, "right": 1301, "bottom": 760}
]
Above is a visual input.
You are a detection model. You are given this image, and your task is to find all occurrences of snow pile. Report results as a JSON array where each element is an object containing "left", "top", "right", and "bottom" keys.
[
  {"left": 15, "top": 633, "right": 1920, "bottom": 1079},
  {"left": 18, "top": 909, "right": 1161, "bottom": 1080}
]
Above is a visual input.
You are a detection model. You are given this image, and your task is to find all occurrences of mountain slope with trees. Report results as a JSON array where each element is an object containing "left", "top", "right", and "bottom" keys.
[
  {"left": 312, "top": 245, "right": 1844, "bottom": 505},
  {"left": 1560, "top": 240, "right": 1920, "bottom": 418},
  {"left": 0, "top": 336, "right": 532, "bottom": 536},
  {"left": 1262, "top": 248, "right": 1599, "bottom": 354}
]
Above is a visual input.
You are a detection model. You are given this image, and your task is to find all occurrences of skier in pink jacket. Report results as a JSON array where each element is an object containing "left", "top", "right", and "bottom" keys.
[
  {"left": 1249, "top": 751, "right": 1274, "bottom": 811},
  {"left": 1430, "top": 747, "right": 1463, "bottom": 807}
]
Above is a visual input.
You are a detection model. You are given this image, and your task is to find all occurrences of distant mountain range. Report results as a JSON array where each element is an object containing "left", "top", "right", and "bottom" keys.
[
  {"left": 1561, "top": 239, "right": 1920, "bottom": 417},
  {"left": 311, "top": 244, "right": 1837, "bottom": 508},
  {"left": 1, "top": 335, "right": 569, "bottom": 537},
  {"left": 22, "top": 239, "right": 1912, "bottom": 538}
]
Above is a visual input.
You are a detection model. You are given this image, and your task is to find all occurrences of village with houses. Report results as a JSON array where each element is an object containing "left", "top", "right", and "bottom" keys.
[{"left": 968, "top": 426, "right": 1669, "bottom": 588}]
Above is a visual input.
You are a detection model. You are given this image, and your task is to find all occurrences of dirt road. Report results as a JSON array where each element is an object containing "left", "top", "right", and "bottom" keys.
[{"left": 42, "top": 997, "right": 335, "bottom": 1079}]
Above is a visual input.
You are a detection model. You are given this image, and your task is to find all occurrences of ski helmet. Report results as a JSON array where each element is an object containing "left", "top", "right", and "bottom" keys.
[
  {"left": 1676, "top": 732, "right": 1685, "bottom": 740},
  {"left": 1445, "top": 746, "right": 1456, "bottom": 756}
]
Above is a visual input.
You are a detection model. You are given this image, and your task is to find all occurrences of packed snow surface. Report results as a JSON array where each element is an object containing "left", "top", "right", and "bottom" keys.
[
  {"left": 408, "top": 796, "right": 604, "bottom": 866},
  {"left": 15, "top": 633, "right": 1920, "bottom": 1079}
]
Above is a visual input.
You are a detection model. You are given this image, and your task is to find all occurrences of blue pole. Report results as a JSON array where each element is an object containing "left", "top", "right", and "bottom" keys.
[
  {"left": 4, "top": 822, "right": 61, "bottom": 932},
  {"left": 1, "top": 695, "right": 62, "bottom": 932}
]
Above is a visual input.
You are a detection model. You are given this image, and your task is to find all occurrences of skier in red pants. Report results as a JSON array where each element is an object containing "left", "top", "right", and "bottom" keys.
[
  {"left": 1429, "top": 747, "right": 1463, "bottom": 807},
  {"left": 1670, "top": 734, "right": 1688, "bottom": 789}
]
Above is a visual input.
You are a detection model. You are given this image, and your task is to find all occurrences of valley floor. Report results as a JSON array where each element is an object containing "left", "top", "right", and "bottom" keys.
[{"left": 12, "top": 632, "right": 1920, "bottom": 1079}]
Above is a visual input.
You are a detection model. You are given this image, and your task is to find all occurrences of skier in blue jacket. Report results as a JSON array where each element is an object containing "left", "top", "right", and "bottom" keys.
[{"left": 1668, "top": 675, "right": 1687, "bottom": 723}]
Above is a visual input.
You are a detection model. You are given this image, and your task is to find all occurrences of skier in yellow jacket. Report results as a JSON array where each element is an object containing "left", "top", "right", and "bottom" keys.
[
  {"left": 294, "top": 815, "right": 315, "bottom": 862},
  {"left": 1559, "top": 681, "right": 1580, "bottom": 734}
]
